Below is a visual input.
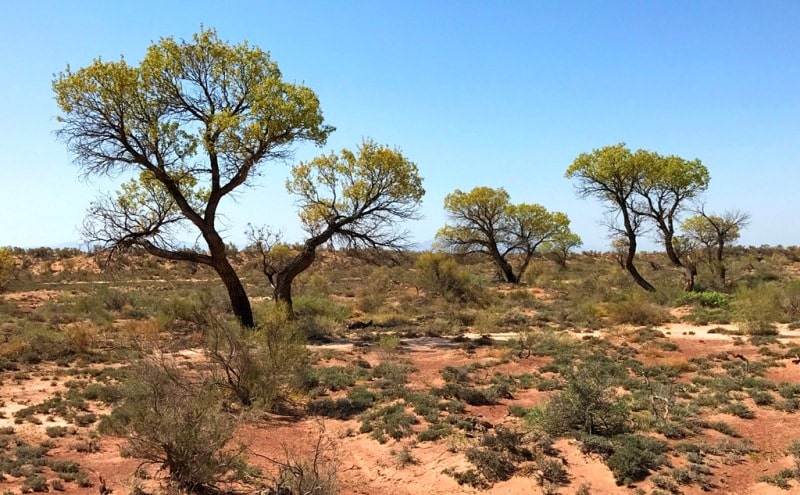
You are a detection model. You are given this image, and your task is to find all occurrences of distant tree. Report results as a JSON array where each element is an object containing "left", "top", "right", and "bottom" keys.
[
  {"left": 566, "top": 144, "right": 655, "bottom": 291},
  {"left": 249, "top": 140, "right": 424, "bottom": 316},
  {"left": 53, "top": 28, "right": 333, "bottom": 327},
  {"left": 681, "top": 209, "right": 750, "bottom": 285},
  {"left": 544, "top": 231, "right": 583, "bottom": 269},
  {"left": 436, "top": 186, "right": 574, "bottom": 283},
  {"left": 0, "top": 248, "right": 17, "bottom": 292},
  {"left": 631, "top": 152, "right": 710, "bottom": 264},
  {"left": 631, "top": 151, "right": 710, "bottom": 290}
]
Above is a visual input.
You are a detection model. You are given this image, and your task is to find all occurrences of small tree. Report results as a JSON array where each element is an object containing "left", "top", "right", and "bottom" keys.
[
  {"left": 0, "top": 248, "right": 17, "bottom": 292},
  {"left": 250, "top": 139, "right": 424, "bottom": 316},
  {"left": 681, "top": 209, "right": 750, "bottom": 286},
  {"left": 53, "top": 28, "right": 333, "bottom": 327},
  {"left": 566, "top": 144, "right": 655, "bottom": 291},
  {"left": 544, "top": 231, "right": 583, "bottom": 269},
  {"left": 436, "top": 186, "right": 574, "bottom": 283}
]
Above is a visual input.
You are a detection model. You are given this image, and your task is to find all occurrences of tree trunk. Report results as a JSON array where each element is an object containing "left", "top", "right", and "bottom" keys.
[
  {"left": 274, "top": 245, "right": 318, "bottom": 318},
  {"left": 214, "top": 259, "right": 255, "bottom": 328},
  {"left": 716, "top": 243, "right": 726, "bottom": 285},
  {"left": 662, "top": 230, "right": 682, "bottom": 267},
  {"left": 682, "top": 264, "right": 697, "bottom": 292},
  {"left": 625, "top": 254, "right": 656, "bottom": 292},
  {"left": 490, "top": 248, "right": 519, "bottom": 283},
  {"left": 621, "top": 207, "right": 656, "bottom": 292}
]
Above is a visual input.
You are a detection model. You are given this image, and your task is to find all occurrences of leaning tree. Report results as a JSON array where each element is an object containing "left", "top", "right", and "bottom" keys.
[
  {"left": 631, "top": 150, "right": 710, "bottom": 290},
  {"left": 436, "top": 186, "right": 574, "bottom": 283},
  {"left": 249, "top": 139, "right": 424, "bottom": 316},
  {"left": 53, "top": 28, "right": 333, "bottom": 327},
  {"left": 566, "top": 144, "right": 655, "bottom": 291}
]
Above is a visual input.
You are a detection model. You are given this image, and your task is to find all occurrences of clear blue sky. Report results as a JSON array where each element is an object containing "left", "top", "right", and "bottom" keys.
[{"left": 1, "top": 1, "right": 798, "bottom": 251}]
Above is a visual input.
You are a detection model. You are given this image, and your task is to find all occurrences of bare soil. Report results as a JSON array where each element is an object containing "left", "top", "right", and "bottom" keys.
[{"left": 3, "top": 320, "right": 800, "bottom": 495}]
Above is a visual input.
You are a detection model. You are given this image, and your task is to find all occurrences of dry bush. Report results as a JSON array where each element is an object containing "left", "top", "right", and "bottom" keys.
[
  {"left": 734, "top": 284, "right": 782, "bottom": 335},
  {"left": 205, "top": 306, "right": 310, "bottom": 410},
  {"left": 605, "top": 292, "right": 669, "bottom": 326},
  {"left": 414, "top": 252, "right": 483, "bottom": 303},
  {"left": 261, "top": 426, "right": 340, "bottom": 495},
  {"left": 102, "top": 356, "right": 252, "bottom": 492}
]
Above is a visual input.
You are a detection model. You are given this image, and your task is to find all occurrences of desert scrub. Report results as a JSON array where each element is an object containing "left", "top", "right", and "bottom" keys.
[
  {"left": 526, "top": 360, "right": 631, "bottom": 437},
  {"left": 360, "top": 403, "right": 418, "bottom": 443},
  {"left": 605, "top": 291, "right": 669, "bottom": 326},
  {"left": 677, "top": 290, "right": 729, "bottom": 308},
  {"left": 204, "top": 307, "right": 310, "bottom": 409},
  {"left": 307, "top": 386, "right": 376, "bottom": 419},
  {"left": 450, "top": 428, "right": 535, "bottom": 488},
  {"left": 734, "top": 284, "right": 782, "bottom": 335},
  {"left": 414, "top": 252, "right": 484, "bottom": 303},
  {"left": 100, "top": 357, "right": 252, "bottom": 492}
]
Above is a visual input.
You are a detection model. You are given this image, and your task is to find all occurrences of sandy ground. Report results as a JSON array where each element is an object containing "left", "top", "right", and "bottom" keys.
[{"left": 3, "top": 320, "right": 800, "bottom": 494}]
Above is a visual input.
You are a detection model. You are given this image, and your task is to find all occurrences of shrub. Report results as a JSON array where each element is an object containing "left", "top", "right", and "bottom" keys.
[
  {"left": 360, "top": 403, "right": 418, "bottom": 443},
  {"left": 414, "top": 252, "right": 482, "bottom": 303},
  {"left": 21, "top": 475, "right": 48, "bottom": 493},
  {"left": 605, "top": 292, "right": 669, "bottom": 326},
  {"left": 734, "top": 284, "right": 782, "bottom": 335},
  {"left": 537, "top": 457, "right": 569, "bottom": 485},
  {"left": 307, "top": 387, "right": 375, "bottom": 419},
  {"left": 0, "top": 247, "right": 18, "bottom": 292},
  {"left": 102, "top": 357, "right": 251, "bottom": 491},
  {"left": 677, "top": 291, "right": 729, "bottom": 308},
  {"left": 418, "top": 423, "right": 452, "bottom": 442},
  {"left": 266, "top": 432, "right": 339, "bottom": 495},
  {"left": 465, "top": 447, "right": 515, "bottom": 483},
  {"left": 606, "top": 434, "right": 669, "bottom": 485},
  {"left": 530, "top": 361, "right": 630, "bottom": 437},
  {"left": 205, "top": 308, "right": 309, "bottom": 409}
]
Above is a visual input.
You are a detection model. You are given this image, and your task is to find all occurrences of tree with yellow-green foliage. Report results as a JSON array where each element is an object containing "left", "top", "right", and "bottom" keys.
[
  {"left": 680, "top": 209, "right": 750, "bottom": 286},
  {"left": 0, "top": 248, "right": 17, "bottom": 292},
  {"left": 53, "top": 28, "right": 333, "bottom": 327},
  {"left": 249, "top": 139, "right": 424, "bottom": 316},
  {"left": 566, "top": 143, "right": 710, "bottom": 292},
  {"left": 436, "top": 186, "right": 574, "bottom": 283}
]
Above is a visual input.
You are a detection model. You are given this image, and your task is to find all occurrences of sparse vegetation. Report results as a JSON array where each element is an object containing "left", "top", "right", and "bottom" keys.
[{"left": 0, "top": 243, "right": 799, "bottom": 494}]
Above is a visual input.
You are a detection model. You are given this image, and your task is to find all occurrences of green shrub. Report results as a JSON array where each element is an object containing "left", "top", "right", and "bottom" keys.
[
  {"left": 205, "top": 309, "right": 309, "bottom": 409},
  {"left": 606, "top": 434, "right": 669, "bottom": 485},
  {"left": 734, "top": 284, "right": 782, "bottom": 335},
  {"left": 360, "top": 403, "right": 418, "bottom": 443},
  {"left": 418, "top": 423, "right": 452, "bottom": 442},
  {"left": 414, "top": 252, "right": 482, "bottom": 303},
  {"left": 606, "top": 293, "right": 669, "bottom": 326},
  {"left": 529, "top": 361, "right": 630, "bottom": 437},
  {"left": 307, "top": 387, "right": 375, "bottom": 419},
  {"left": 677, "top": 291, "right": 729, "bottom": 308},
  {"left": 21, "top": 474, "right": 48, "bottom": 493}
]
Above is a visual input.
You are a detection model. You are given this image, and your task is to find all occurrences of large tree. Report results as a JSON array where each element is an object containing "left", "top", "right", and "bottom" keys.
[
  {"left": 250, "top": 139, "right": 424, "bottom": 316},
  {"left": 681, "top": 209, "right": 750, "bottom": 286},
  {"left": 53, "top": 28, "right": 333, "bottom": 327},
  {"left": 436, "top": 186, "right": 573, "bottom": 283},
  {"left": 566, "top": 144, "right": 655, "bottom": 291}
]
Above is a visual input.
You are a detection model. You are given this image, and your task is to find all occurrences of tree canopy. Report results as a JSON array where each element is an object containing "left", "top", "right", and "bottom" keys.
[
  {"left": 436, "top": 186, "right": 573, "bottom": 283},
  {"left": 566, "top": 143, "right": 710, "bottom": 292},
  {"left": 251, "top": 139, "right": 424, "bottom": 315},
  {"left": 53, "top": 28, "right": 333, "bottom": 327},
  {"left": 681, "top": 210, "right": 750, "bottom": 285},
  {"left": 566, "top": 144, "right": 654, "bottom": 291}
]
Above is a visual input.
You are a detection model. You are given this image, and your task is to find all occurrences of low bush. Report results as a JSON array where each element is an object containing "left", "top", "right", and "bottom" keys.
[
  {"left": 606, "top": 434, "right": 669, "bottom": 485},
  {"left": 101, "top": 357, "right": 251, "bottom": 492}
]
